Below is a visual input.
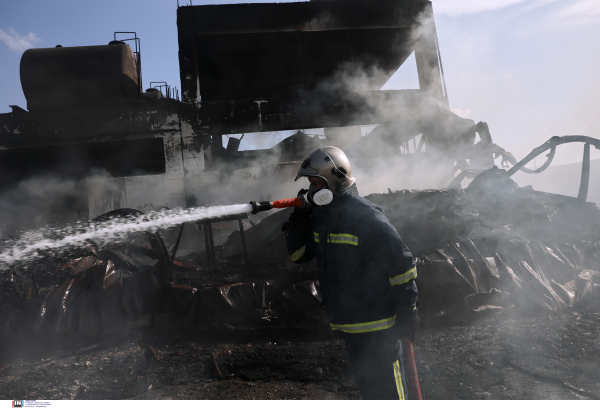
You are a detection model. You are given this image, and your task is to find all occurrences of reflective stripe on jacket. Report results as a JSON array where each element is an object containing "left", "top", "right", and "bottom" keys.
[
  {"left": 330, "top": 315, "right": 396, "bottom": 333},
  {"left": 285, "top": 189, "right": 417, "bottom": 331}
]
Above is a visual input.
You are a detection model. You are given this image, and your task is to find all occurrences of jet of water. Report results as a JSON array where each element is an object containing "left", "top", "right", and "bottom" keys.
[{"left": 0, "top": 204, "right": 253, "bottom": 265}]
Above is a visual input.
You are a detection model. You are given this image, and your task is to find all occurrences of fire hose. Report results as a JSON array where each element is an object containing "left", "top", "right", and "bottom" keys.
[
  {"left": 402, "top": 338, "right": 423, "bottom": 400},
  {"left": 249, "top": 189, "right": 333, "bottom": 214}
]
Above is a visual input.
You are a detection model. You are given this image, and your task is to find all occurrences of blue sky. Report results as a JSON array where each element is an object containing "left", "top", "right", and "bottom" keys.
[{"left": 1, "top": 0, "right": 599, "bottom": 164}]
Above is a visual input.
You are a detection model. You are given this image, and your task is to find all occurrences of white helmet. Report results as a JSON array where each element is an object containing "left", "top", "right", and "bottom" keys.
[{"left": 295, "top": 146, "right": 356, "bottom": 193}]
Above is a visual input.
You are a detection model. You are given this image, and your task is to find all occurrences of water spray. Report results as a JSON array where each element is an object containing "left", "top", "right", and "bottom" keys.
[{"left": 0, "top": 190, "right": 334, "bottom": 266}]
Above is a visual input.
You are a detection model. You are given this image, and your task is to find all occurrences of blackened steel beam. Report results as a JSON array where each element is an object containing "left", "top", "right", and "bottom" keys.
[
  {"left": 167, "top": 223, "right": 186, "bottom": 280},
  {"left": 203, "top": 223, "right": 211, "bottom": 269},
  {"left": 0, "top": 99, "right": 180, "bottom": 146},
  {"left": 414, "top": 2, "right": 447, "bottom": 106},
  {"left": 578, "top": 143, "right": 591, "bottom": 201},
  {"left": 207, "top": 222, "right": 217, "bottom": 274},
  {"left": 190, "top": 90, "right": 442, "bottom": 135},
  {"left": 177, "top": 0, "right": 428, "bottom": 36},
  {"left": 202, "top": 223, "right": 217, "bottom": 274},
  {"left": 238, "top": 219, "right": 250, "bottom": 265},
  {"left": 507, "top": 135, "right": 600, "bottom": 178}
]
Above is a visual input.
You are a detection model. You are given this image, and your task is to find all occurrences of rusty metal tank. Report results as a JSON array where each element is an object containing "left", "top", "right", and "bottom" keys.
[{"left": 20, "top": 43, "right": 140, "bottom": 111}]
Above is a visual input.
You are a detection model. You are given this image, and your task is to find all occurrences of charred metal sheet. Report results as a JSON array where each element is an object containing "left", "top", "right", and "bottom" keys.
[
  {"left": 13, "top": 209, "right": 197, "bottom": 335},
  {"left": 271, "top": 280, "right": 330, "bottom": 327},
  {"left": 0, "top": 267, "right": 40, "bottom": 333},
  {"left": 35, "top": 258, "right": 158, "bottom": 333},
  {"left": 196, "top": 281, "right": 274, "bottom": 330},
  {"left": 0, "top": 99, "right": 180, "bottom": 147},
  {"left": 506, "top": 135, "right": 600, "bottom": 177},
  {"left": 3, "top": 169, "right": 600, "bottom": 339},
  {"left": 0, "top": 206, "right": 330, "bottom": 340},
  {"left": 190, "top": 90, "right": 442, "bottom": 135},
  {"left": 178, "top": 0, "right": 447, "bottom": 135},
  {"left": 192, "top": 279, "right": 330, "bottom": 334},
  {"left": 505, "top": 135, "right": 600, "bottom": 202},
  {"left": 178, "top": 0, "right": 430, "bottom": 100},
  {"left": 366, "top": 168, "right": 600, "bottom": 322}
]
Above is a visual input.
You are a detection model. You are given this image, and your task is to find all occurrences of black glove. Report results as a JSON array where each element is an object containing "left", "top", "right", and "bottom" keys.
[
  {"left": 395, "top": 310, "right": 419, "bottom": 343},
  {"left": 282, "top": 191, "right": 312, "bottom": 232},
  {"left": 297, "top": 188, "right": 312, "bottom": 210}
]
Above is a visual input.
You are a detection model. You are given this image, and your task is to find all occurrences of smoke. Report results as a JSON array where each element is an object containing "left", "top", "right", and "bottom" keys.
[
  {"left": 235, "top": 131, "right": 297, "bottom": 151},
  {"left": 511, "top": 158, "right": 600, "bottom": 204},
  {"left": 193, "top": 143, "right": 312, "bottom": 207},
  {"left": 0, "top": 174, "right": 88, "bottom": 239},
  {"left": 0, "top": 6, "right": 500, "bottom": 250},
  {"left": 433, "top": 0, "right": 600, "bottom": 165},
  {"left": 270, "top": 9, "right": 478, "bottom": 195},
  {"left": 283, "top": 4, "right": 600, "bottom": 203},
  {"left": 0, "top": 168, "right": 153, "bottom": 239},
  {"left": 0, "top": 6, "right": 517, "bottom": 239},
  {"left": 180, "top": 7, "right": 494, "bottom": 204},
  {"left": 3, "top": 0, "right": 597, "bottom": 249}
]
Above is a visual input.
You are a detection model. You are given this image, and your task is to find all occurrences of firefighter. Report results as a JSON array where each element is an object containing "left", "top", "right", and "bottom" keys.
[{"left": 284, "top": 146, "right": 418, "bottom": 400}]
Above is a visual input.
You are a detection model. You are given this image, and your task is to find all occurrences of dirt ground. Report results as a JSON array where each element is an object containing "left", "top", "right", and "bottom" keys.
[{"left": 0, "top": 296, "right": 598, "bottom": 400}]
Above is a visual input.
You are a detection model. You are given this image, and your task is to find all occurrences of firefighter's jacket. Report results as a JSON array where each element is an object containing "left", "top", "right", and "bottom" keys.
[{"left": 285, "top": 189, "right": 418, "bottom": 334}]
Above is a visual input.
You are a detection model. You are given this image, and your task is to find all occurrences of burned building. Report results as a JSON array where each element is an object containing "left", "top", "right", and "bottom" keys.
[
  {"left": 0, "top": 0, "right": 483, "bottom": 234},
  {"left": 0, "top": 35, "right": 183, "bottom": 234}
]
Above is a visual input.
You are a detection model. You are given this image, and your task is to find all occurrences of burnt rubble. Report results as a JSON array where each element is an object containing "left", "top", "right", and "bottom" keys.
[
  {"left": 370, "top": 168, "right": 600, "bottom": 324},
  {"left": 0, "top": 171, "right": 599, "bottom": 400},
  {"left": 1, "top": 169, "right": 599, "bottom": 353}
]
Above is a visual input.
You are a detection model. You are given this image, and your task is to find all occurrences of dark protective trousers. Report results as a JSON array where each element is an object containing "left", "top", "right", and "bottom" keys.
[{"left": 340, "top": 327, "right": 408, "bottom": 400}]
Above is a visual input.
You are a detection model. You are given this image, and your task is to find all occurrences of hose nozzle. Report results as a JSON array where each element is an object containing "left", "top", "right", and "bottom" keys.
[
  {"left": 249, "top": 189, "right": 333, "bottom": 214},
  {"left": 249, "top": 200, "right": 273, "bottom": 214}
]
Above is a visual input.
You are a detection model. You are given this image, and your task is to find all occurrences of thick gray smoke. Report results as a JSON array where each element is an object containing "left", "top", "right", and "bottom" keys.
[
  {"left": 512, "top": 158, "right": 600, "bottom": 204},
  {"left": 0, "top": 174, "right": 91, "bottom": 239}
]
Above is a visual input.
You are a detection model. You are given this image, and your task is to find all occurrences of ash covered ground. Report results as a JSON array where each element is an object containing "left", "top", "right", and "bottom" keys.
[
  {"left": 1, "top": 169, "right": 599, "bottom": 400},
  {"left": 0, "top": 296, "right": 598, "bottom": 400}
]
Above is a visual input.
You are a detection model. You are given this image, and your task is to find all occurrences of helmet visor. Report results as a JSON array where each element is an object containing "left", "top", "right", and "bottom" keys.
[{"left": 294, "top": 151, "right": 322, "bottom": 181}]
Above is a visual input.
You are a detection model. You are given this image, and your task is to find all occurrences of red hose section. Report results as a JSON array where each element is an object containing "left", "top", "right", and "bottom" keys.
[
  {"left": 402, "top": 338, "right": 423, "bottom": 400},
  {"left": 272, "top": 197, "right": 302, "bottom": 208}
]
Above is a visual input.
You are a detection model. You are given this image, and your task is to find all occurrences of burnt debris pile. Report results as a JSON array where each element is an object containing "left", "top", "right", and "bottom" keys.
[
  {"left": 0, "top": 208, "right": 328, "bottom": 351},
  {"left": 2, "top": 169, "right": 599, "bottom": 350},
  {"left": 368, "top": 167, "right": 600, "bottom": 324}
]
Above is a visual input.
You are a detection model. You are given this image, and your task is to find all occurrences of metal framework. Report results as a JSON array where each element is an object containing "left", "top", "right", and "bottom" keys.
[
  {"left": 506, "top": 135, "right": 600, "bottom": 201},
  {"left": 177, "top": 0, "right": 448, "bottom": 141},
  {"left": 114, "top": 32, "right": 142, "bottom": 98}
]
